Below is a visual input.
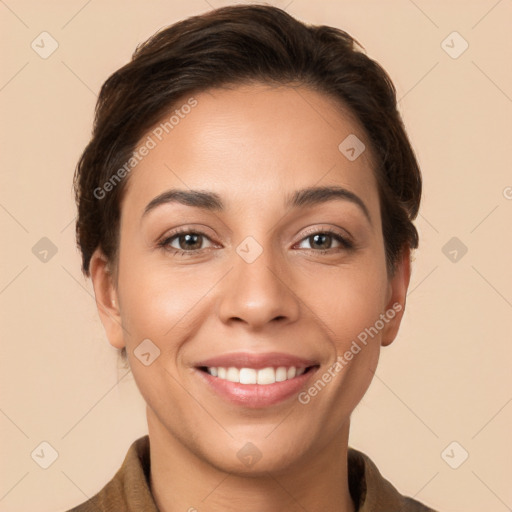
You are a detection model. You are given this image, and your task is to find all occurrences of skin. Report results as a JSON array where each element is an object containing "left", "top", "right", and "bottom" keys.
[{"left": 90, "top": 83, "right": 411, "bottom": 512}]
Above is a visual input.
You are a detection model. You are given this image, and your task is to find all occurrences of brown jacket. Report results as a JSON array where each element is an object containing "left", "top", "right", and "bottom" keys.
[{"left": 67, "top": 435, "right": 438, "bottom": 511}]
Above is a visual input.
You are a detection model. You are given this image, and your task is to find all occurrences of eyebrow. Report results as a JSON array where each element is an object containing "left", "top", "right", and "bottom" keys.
[{"left": 143, "top": 186, "right": 372, "bottom": 224}]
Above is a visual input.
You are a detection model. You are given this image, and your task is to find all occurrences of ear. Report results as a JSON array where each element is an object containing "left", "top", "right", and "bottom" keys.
[
  {"left": 381, "top": 246, "right": 412, "bottom": 347},
  {"left": 89, "top": 249, "right": 125, "bottom": 350}
]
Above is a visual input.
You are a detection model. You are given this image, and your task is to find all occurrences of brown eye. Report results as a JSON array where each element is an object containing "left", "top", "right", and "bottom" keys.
[
  {"left": 176, "top": 233, "right": 203, "bottom": 251},
  {"left": 160, "top": 231, "right": 214, "bottom": 253},
  {"left": 297, "top": 230, "right": 352, "bottom": 252},
  {"left": 308, "top": 233, "right": 333, "bottom": 250}
]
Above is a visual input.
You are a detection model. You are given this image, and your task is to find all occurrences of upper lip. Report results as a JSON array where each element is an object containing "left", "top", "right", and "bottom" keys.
[{"left": 195, "top": 352, "right": 319, "bottom": 370}]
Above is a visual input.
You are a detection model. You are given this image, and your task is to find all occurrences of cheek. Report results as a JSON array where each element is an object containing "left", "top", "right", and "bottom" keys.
[
  {"left": 300, "top": 268, "right": 386, "bottom": 417},
  {"left": 306, "top": 258, "right": 389, "bottom": 346},
  {"left": 118, "top": 260, "right": 216, "bottom": 348},
  {"left": 323, "top": 264, "right": 389, "bottom": 401}
]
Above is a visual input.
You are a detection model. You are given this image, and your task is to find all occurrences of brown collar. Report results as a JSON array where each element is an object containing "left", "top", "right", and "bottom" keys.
[{"left": 67, "top": 435, "right": 438, "bottom": 511}]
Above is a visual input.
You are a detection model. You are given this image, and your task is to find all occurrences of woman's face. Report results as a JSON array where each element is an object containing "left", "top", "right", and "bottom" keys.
[{"left": 92, "top": 83, "right": 409, "bottom": 474}]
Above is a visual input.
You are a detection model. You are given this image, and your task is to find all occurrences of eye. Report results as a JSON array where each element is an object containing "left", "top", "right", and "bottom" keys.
[
  {"left": 158, "top": 229, "right": 214, "bottom": 254},
  {"left": 157, "top": 227, "right": 353, "bottom": 256},
  {"left": 296, "top": 229, "right": 353, "bottom": 253}
]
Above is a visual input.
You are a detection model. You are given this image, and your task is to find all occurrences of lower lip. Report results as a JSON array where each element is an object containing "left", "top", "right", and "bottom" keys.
[{"left": 195, "top": 368, "right": 318, "bottom": 408}]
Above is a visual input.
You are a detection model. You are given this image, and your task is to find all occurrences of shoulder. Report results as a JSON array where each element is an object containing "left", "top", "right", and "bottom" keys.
[
  {"left": 348, "top": 447, "right": 440, "bottom": 511},
  {"left": 65, "top": 435, "right": 158, "bottom": 512}
]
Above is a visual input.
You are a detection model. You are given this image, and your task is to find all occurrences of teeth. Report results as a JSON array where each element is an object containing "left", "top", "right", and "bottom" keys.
[
  {"left": 256, "top": 367, "right": 274, "bottom": 385},
  {"left": 240, "top": 368, "right": 257, "bottom": 384},
  {"left": 275, "top": 367, "right": 288, "bottom": 382},
  {"left": 205, "top": 366, "right": 307, "bottom": 385},
  {"left": 226, "top": 367, "right": 239, "bottom": 383}
]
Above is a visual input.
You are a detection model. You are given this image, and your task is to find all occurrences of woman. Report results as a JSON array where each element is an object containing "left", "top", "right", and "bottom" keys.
[{"left": 69, "top": 4, "right": 438, "bottom": 511}]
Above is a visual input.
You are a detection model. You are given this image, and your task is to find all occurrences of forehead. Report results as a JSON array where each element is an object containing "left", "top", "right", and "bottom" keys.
[{"left": 122, "top": 83, "right": 379, "bottom": 218}]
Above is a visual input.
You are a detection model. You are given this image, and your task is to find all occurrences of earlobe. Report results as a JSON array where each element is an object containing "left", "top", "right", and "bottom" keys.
[
  {"left": 381, "top": 247, "right": 412, "bottom": 347},
  {"left": 89, "top": 249, "right": 125, "bottom": 350}
]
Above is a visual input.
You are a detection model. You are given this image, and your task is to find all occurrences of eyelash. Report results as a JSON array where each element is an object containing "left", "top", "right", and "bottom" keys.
[{"left": 157, "top": 226, "right": 354, "bottom": 257}]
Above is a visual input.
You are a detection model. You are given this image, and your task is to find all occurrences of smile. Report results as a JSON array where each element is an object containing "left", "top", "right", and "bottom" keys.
[
  {"left": 193, "top": 352, "right": 320, "bottom": 408},
  {"left": 201, "top": 366, "right": 309, "bottom": 385}
]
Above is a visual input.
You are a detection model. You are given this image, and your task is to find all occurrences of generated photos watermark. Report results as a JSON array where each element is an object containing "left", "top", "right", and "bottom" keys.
[
  {"left": 93, "top": 97, "right": 198, "bottom": 200},
  {"left": 298, "top": 302, "right": 402, "bottom": 405}
]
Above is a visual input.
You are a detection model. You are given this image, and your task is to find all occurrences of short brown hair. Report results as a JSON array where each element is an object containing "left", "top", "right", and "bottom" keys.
[{"left": 74, "top": 3, "right": 421, "bottom": 278}]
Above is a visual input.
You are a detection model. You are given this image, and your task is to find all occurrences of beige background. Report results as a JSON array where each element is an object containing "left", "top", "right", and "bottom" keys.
[{"left": 1, "top": 1, "right": 511, "bottom": 511}]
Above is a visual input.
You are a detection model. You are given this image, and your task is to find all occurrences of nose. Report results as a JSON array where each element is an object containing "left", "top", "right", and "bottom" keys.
[{"left": 217, "top": 243, "right": 300, "bottom": 331}]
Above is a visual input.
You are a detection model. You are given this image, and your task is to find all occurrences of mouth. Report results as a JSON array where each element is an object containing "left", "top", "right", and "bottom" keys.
[
  {"left": 197, "top": 365, "right": 317, "bottom": 385},
  {"left": 193, "top": 352, "right": 321, "bottom": 408}
]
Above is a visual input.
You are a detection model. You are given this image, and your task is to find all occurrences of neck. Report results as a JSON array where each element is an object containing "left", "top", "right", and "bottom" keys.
[{"left": 147, "top": 408, "right": 356, "bottom": 512}]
